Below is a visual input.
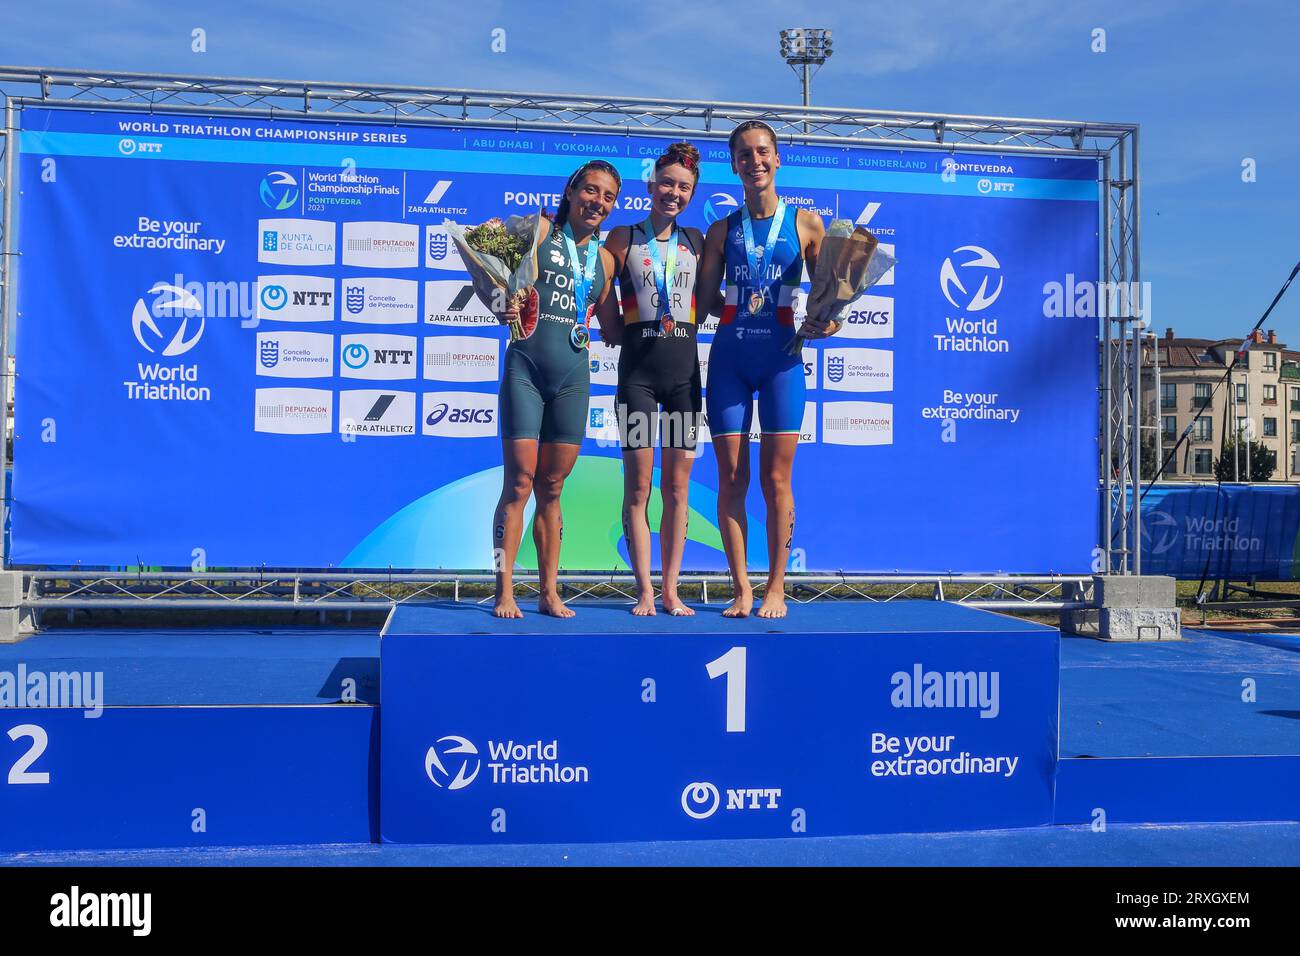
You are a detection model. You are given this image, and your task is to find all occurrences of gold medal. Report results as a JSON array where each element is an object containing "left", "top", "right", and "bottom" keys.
[{"left": 749, "top": 290, "right": 765, "bottom": 315}]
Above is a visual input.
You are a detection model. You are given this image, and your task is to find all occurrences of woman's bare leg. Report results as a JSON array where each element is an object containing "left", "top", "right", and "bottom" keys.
[
  {"left": 659, "top": 446, "right": 694, "bottom": 615},
  {"left": 713, "top": 434, "right": 753, "bottom": 617},
  {"left": 534, "top": 441, "right": 581, "bottom": 617},
  {"left": 493, "top": 438, "right": 539, "bottom": 619},
  {"left": 756, "top": 433, "right": 798, "bottom": 619},
  {"left": 622, "top": 446, "right": 657, "bottom": 615}
]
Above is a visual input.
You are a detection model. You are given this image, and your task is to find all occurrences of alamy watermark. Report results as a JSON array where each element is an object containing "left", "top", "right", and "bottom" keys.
[
  {"left": 1, "top": 664, "right": 104, "bottom": 717},
  {"left": 1043, "top": 274, "right": 1152, "bottom": 320}
]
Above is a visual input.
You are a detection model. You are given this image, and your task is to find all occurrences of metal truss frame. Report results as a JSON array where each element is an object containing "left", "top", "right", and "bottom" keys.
[
  {"left": 1100, "top": 130, "right": 1144, "bottom": 575},
  {"left": 0, "top": 66, "right": 1138, "bottom": 613},
  {"left": 24, "top": 571, "right": 1089, "bottom": 615}
]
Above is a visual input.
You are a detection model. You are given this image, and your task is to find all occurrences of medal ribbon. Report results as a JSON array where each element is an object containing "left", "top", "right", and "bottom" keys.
[
  {"left": 642, "top": 218, "right": 679, "bottom": 321},
  {"left": 740, "top": 198, "right": 786, "bottom": 311},
  {"left": 561, "top": 221, "right": 604, "bottom": 322}
]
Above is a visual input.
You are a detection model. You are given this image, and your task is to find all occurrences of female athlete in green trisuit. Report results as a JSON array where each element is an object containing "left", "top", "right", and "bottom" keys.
[{"left": 491, "top": 161, "right": 621, "bottom": 619}]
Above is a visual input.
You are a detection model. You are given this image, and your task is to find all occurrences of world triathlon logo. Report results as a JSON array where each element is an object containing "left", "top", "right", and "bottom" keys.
[
  {"left": 939, "top": 245, "right": 1003, "bottom": 312},
  {"left": 260, "top": 284, "right": 288, "bottom": 312},
  {"left": 259, "top": 171, "right": 299, "bottom": 211},
  {"left": 428, "top": 231, "right": 448, "bottom": 260},
  {"left": 424, "top": 735, "right": 481, "bottom": 790},
  {"left": 130, "top": 283, "right": 205, "bottom": 356},
  {"left": 1141, "top": 508, "right": 1181, "bottom": 555},
  {"left": 342, "top": 342, "right": 370, "bottom": 369},
  {"left": 703, "top": 192, "right": 739, "bottom": 226},
  {"left": 346, "top": 286, "right": 365, "bottom": 314}
]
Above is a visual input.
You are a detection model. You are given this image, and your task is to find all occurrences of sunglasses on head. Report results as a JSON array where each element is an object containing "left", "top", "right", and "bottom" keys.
[{"left": 567, "top": 160, "right": 622, "bottom": 190}]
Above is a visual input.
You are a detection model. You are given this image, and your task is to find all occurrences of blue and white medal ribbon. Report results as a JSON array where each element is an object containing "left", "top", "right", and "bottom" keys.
[
  {"left": 643, "top": 218, "right": 679, "bottom": 333},
  {"left": 740, "top": 198, "right": 786, "bottom": 315},
  {"left": 562, "top": 222, "right": 603, "bottom": 349}
]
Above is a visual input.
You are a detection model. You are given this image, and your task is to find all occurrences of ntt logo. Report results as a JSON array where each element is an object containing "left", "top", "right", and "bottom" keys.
[
  {"left": 342, "top": 342, "right": 370, "bottom": 369},
  {"left": 424, "top": 735, "right": 481, "bottom": 790},
  {"left": 681, "top": 781, "right": 783, "bottom": 819},
  {"left": 681, "top": 782, "right": 720, "bottom": 819}
]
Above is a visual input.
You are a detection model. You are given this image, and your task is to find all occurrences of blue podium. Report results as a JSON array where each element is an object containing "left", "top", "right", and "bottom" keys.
[{"left": 380, "top": 602, "right": 1059, "bottom": 844}]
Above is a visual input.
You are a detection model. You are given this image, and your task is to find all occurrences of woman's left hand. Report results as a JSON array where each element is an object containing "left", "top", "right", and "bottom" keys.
[{"left": 799, "top": 312, "right": 841, "bottom": 339}]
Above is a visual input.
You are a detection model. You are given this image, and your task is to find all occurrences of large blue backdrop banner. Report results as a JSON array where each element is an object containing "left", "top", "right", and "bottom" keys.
[{"left": 13, "top": 107, "right": 1100, "bottom": 572}]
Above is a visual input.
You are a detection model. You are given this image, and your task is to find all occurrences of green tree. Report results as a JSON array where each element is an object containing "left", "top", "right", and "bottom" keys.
[
  {"left": 1111, "top": 433, "right": 1160, "bottom": 480},
  {"left": 1215, "top": 438, "right": 1276, "bottom": 482}
]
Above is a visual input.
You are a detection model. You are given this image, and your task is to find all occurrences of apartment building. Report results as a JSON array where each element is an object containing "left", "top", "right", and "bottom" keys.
[{"left": 1140, "top": 328, "right": 1300, "bottom": 481}]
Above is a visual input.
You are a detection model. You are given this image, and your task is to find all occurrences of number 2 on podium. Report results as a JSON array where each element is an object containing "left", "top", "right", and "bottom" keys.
[{"left": 706, "top": 647, "right": 747, "bottom": 733}]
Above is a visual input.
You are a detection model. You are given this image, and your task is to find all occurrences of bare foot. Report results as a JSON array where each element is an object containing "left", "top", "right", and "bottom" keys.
[
  {"left": 538, "top": 593, "right": 576, "bottom": 618},
  {"left": 632, "top": 593, "right": 657, "bottom": 616},
  {"left": 722, "top": 591, "right": 753, "bottom": 618},
  {"left": 662, "top": 593, "right": 695, "bottom": 616},
  {"left": 755, "top": 592, "right": 787, "bottom": 619},
  {"left": 494, "top": 595, "right": 524, "bottom": 619}
]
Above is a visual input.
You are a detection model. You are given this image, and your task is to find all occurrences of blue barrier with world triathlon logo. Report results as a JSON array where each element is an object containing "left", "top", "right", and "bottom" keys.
[
  {"left": 12, "top": 106, "right": 1100, "bottom": 573},
  {"left": 1139, "top": 483, "right": 1300, "bottom": 580},
  {"left": 379, "top": 603, "right": 1059, "bottom": 843}
]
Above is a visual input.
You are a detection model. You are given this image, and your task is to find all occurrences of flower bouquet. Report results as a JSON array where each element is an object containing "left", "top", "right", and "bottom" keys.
[
  {"left": 784, "top": 220, "right": 896, "bottom": 355},
  {"left": 444, "top": 211, "right": 548, "bottom": 341}
]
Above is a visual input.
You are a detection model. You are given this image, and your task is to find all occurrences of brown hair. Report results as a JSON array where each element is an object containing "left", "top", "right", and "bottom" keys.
[
  {"left": 727, "top": 120, "right": 779, "bottom": 157},
  {"left": 654, "top": 141, "right": 701, "bottom": 183},
  {"left": 553, "top": 159, "right": 622, "bottom": 233}
]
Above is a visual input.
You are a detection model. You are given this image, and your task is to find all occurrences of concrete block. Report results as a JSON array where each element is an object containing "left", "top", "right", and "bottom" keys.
[
  {"left": 1097, "top": 606, "right": 1181, "bottom": 642},
  {"left": 1092, "top": 574, "right": 1176, "bottom": 610},
  {"left": 0, "top": 571, "right": 23, "bottom": 608},
  {"left": 0, "top": 606, "right": 37, "bottom": 644},
  {"left": 1135, "top": 575, "right": 1176, "bottom": 607},
  {"left": 1059, "top": 607, "right": 1099, "bottom": 636}
]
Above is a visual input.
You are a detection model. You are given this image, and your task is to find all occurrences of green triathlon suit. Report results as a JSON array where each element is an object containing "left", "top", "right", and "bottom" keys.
[{"left": 499, "top": 226, "right": 607, "bottom": 445}]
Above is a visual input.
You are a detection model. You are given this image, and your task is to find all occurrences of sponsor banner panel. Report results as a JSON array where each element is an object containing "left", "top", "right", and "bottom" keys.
[
  {"left": 341, "top": 277, "right": 419, "bottom": 324},
  {"left": 380, "top": 618, "right": 1059, "bottom": 842},
  {"left": 13, "top": 107, "right": 1099, "bottom": 571}
]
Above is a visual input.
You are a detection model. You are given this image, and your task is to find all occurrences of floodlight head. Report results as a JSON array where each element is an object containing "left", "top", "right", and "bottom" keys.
[{"left": 781, "top": 27, "right": 832, "bottom": 64}]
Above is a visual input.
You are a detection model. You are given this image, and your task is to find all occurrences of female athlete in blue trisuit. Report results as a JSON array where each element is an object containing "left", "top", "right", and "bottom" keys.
[
  {"left": 697, "top": 121, "right": 838, "bottom": 618},
  {"left": 491, "top": 160, "right": 621, "bottom": 619},
  {"left": 597, "top": 143, "right": 704, "bottom": 616}
]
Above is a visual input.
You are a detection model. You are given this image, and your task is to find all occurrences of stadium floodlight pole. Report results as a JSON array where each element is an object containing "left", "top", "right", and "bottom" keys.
[{"left": 780, "top": 28, "right": 833, "bottom": 137}]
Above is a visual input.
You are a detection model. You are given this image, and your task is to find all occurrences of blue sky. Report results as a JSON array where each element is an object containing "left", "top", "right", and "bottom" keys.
[{"left": 2, "top": 0, "right": 1297, "bottom": 342}]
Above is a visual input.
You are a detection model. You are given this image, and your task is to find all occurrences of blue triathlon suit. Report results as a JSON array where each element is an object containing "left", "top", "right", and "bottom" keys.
[{"left": 706, "top": 205, "right": 805, "bottom": 437}]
